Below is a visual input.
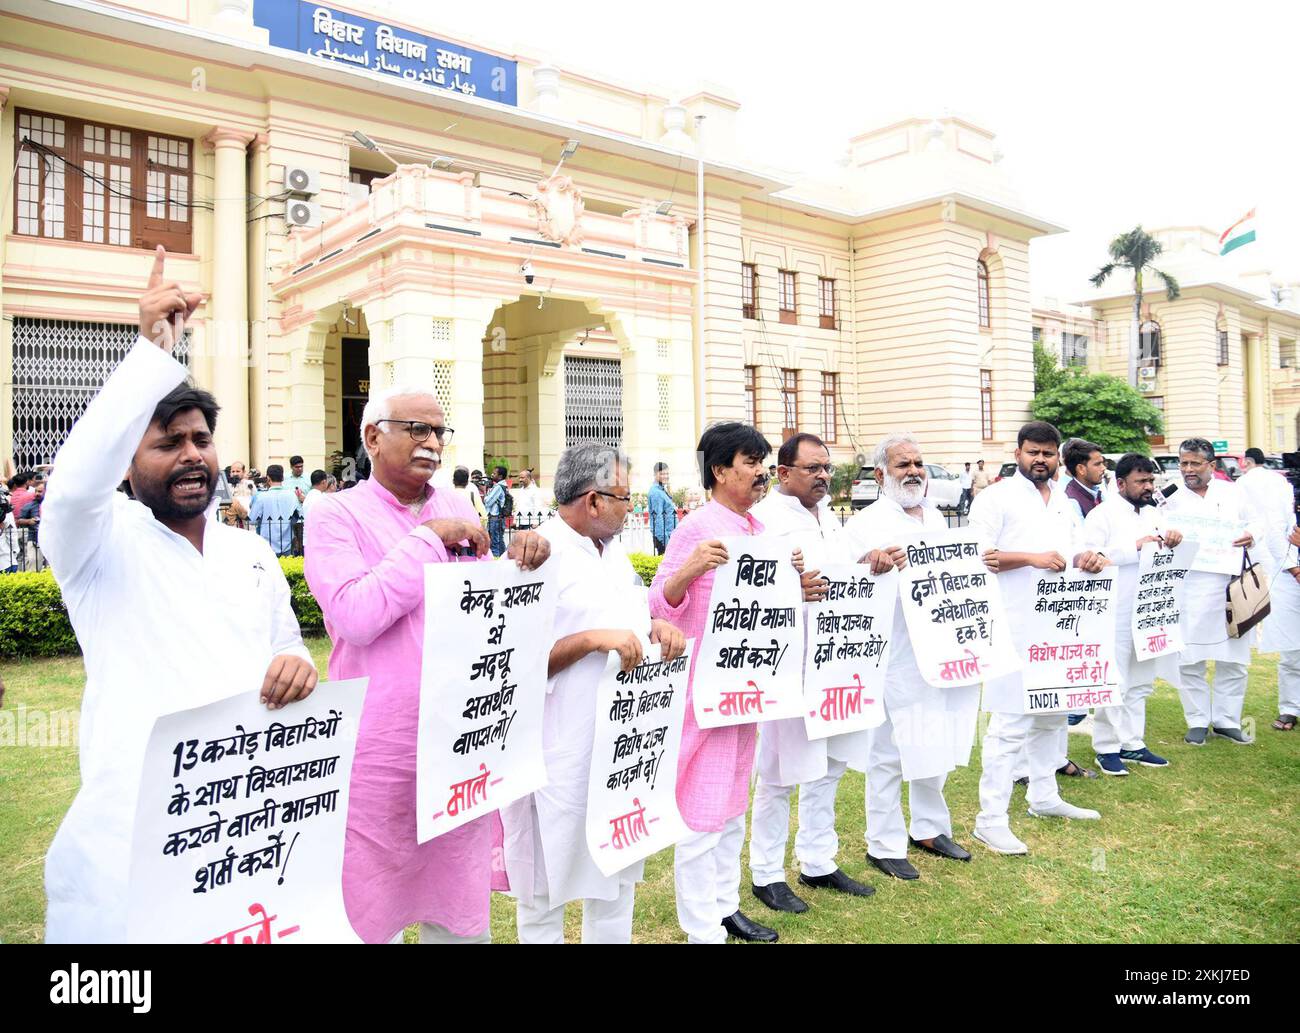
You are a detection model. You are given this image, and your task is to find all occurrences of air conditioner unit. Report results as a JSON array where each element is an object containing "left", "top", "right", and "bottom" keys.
[
  {"left": 285, "top": 199, "right": 321, "bottom": 228},
  {"left": 284, "top": 166, "right": 320, "bottom": 197},
  {"left": 1138, "top": 365, "right": 1158, "bottom": 379},
  {"left": 1138, "top": 381, "right": 1157, "bottom": 393}
]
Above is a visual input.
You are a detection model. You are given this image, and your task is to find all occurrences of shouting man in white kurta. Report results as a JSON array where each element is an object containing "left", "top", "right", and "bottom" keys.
[
  {"left": 501, "top": 442, "right": 685, "bottom": 943},
  {"left": 844, "top": 434, "right": 986, "bottom": 879},
  {"left": 747, "top": 433, "right": 880, "bottom": 914},
  {"left": 42, "top": 248, "right": 317, "bottom": 942}
]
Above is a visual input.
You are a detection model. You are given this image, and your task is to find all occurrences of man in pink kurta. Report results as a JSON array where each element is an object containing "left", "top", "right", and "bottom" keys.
[{"left": 305, "top": 388, "right": 549, "bottom": 943}]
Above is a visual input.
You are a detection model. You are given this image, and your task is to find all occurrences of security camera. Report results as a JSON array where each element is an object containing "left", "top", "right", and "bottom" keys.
[{"left": 521, "top": 260, "right": 535, "bottom": 285}]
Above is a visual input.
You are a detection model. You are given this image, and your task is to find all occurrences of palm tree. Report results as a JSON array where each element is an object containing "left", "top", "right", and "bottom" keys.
[{"left": 1091, "top": 226, "right": 1181, "bottom": 386}]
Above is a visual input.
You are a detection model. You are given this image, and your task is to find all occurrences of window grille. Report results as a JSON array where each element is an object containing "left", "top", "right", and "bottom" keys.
[{"left": 564, "top": 356, "right": 622, "bottom": 448}]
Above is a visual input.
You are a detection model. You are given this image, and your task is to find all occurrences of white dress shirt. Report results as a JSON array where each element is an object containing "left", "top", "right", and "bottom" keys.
[{"left": 40, "top": 338, "right": 311, "bottom": 943}]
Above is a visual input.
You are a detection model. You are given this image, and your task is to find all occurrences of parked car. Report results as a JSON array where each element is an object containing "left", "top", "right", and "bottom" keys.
[
  {"left": 850, "top": 468, "right": 878, "bottom": 508},
  {"left": 994, "top": 462, "right": 1016, "bottom": 483},
  {"left": 1215, "top": 454, "right": 1244, "bottom": 481},
  {"left": 924, "top": 464, "right": 964, "bottom": 510},
  {"left": 1152, "top": 454, "right": 1181, "bottom": 491}
]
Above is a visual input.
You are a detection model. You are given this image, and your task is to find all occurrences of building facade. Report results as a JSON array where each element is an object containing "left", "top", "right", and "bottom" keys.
[{"left": 2, "top": 0, "right": 1061, "bottom": 489}]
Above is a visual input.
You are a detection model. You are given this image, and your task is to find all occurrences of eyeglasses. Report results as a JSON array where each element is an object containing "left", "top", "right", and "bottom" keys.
[
  {"left": 789, "top": 463, "right": 834, "bottom": 475},
  {"left": 591, "top": 490, "right": 632, "bottom": 504},
  {"left": 376, "top": 420, "right": 454, "bottom": 444}
]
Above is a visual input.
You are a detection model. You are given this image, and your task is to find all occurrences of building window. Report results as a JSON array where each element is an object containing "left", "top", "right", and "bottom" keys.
[
  {"left": 1062, "top": 333, "right": 1088, "bottom": 367},
  {"left": 15, "top": 109, "right": 193, "bottom": 252},
  {"left": 821, "top": 373, "right": 838, "bottom": 443},
  {"left": 818, "top": 277, "right": 836, "bottom": 329},
  {"left": 781, "top": 368, "right": 798, "bottom": 439},
  {"left": 1280, "top": 338, "right": 1296, "bottom": 369},
  {"left": 1138, "top": 321, "right": 1161, "bottom": 367},
  {"left": 657, "top": 375, "right": 671, "bottom": 431},
  {"left": 744, "top": 365, "right": 757, "bottom": 426},
  {"left": 1032, "top": 325, "right": 1042, "bottom": 343},
  {"left": 1217, "top": 330, "right": 1230, "bottom": 366},
  {"left": 741, "top": 263, "right": 757, "bottom": 320},
  {"left": 977, "top": 260, "right": 991, "bottom": 329},
  {"left": 564, "top": 356, "right": 623, "bottom": 448},
  {"left": 1147, "top": 395, "right": 1165, "bottom": 446},
  {"left": 779, "top": 270, "right": 797, "bottom": 324},
  {"left": 980, "top": 369, "right": 993, "bottom": 441}
]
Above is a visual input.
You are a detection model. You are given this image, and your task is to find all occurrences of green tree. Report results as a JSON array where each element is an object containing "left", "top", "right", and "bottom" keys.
[
  {"left": 1034, "top": 339, "right": 1070, "bottom": 395},
  {"left": 1090, "top": 226, "right": 1180, "bottom": 385},
  {"left": 1032, "top": 372, "right": 1163, "bottom": 454}
]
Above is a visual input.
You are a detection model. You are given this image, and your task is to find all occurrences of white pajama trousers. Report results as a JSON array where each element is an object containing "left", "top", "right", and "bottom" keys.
[
  {"left": 674, "top": 815, "right": 746, "bottom": 944},
  {"left": 1278, "top": 651, "right": 1300, "bottom": 717},
  {"left": 865, "top": 722, "right": 951, "bottom": 859},
  {"left": 1092, "top": 681, "right": 1154, "bottom": 754},
  {"left": 516, "top": 887, "right": 635, "bottom": 944},
  {"left": 976, "top": 711, "right": 1067, "bottom": 830},
  {"left": 748, "top": 760, "right": 846, "bottom": 886},
  {"left": 1178, "top": 660, "right": 1248, "bottom": 730}
]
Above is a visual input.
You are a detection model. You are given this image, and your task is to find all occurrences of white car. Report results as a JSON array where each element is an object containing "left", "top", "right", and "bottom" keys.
[{"left": 850, "top": 464, "right": 963, "bottom": 511}]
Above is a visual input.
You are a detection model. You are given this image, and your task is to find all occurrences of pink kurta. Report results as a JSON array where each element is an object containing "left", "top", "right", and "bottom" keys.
[
  {"left": 649, "top": 500, "right": 763, "bottom": 832},
  {"left": 305, "top": 476, "right": 491, "bottom": 943}
]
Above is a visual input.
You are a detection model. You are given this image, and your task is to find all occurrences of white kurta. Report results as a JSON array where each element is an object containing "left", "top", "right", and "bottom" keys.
[
  {"left": 1256, "top": 479, "right": 1300, "bottom": 654},
  {"left": 749, "top": 490, "right": 863, "bottom": 784},
  {"left": 1237, "top": 467, "right": 1294, "bottom": 573},
  {"left": 41, "top": 338, "right": 311, "bottom": 944},
  {"left": 967, "top": 471, "right": 1079, "bottom": 714},
  {"left": 500, "top": 515, "right": 650, "bottom": 909},
  {"left": 1162, "top": 479, "right": 1262, "bottom": 665},
  {"left": 844, "top": 497, "right": 980, "bottom": 780}
]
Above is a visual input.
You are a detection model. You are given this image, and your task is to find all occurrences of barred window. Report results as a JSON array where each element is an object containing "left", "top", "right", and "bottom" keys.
[
  {"left": 1217, "top": 330, "right": 1229, "bottom": 366},
  {"left": 980, "top": 369, "right": 993, "bottom": 441},
  {"left": 821, "top": 373, "right": 837, "bottom": 443},
  {"left": 818, "top": 277, "right": 836, "bottom": 329},
  {"left": 977, "top": 260, "right": 991, "bottom": 329},
  {"left": 744, "top": 365, "right": 757, "bottom": 426},
  {"left": 741, "top": 263, "right": 757, "bottom": 320},
  {"left": 781, "top": 368, "right": 798, "bottom": 438},
  {"left": 779, "top": 270, "right": 796, "bottom": 324},
  {"left": 564, "top": 356, "right": 623, "bottom": 448},
  {"left": 1139, "top": 321, "right": 1161, "bottom": 367}
]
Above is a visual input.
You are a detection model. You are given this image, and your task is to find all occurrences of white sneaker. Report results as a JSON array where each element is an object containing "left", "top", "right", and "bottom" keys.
[
  {"left": 972, "top": 826, "right": 1029, "bottom": 855},
  {"left": 1027, "top": 801, "right": 1101, "bottom": 820}
]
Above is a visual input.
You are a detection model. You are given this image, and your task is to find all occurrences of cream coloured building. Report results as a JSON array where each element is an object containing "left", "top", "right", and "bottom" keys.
[{"left": 1, "top": 0, "right": 1062, "bottom": 488}]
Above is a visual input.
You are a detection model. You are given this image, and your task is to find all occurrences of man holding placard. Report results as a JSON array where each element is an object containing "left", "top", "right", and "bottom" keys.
[
  {"left": 42, "top": 248, "right": 319, "bottom": 942},
  {"left": 1082, "top": 454, "right": 1185, "bottom": 774},
  {"left": 500, "top": 443, "right": 685, "bottom": 943},
  {"left": 845, "top": 434, "right": 985, "bottom": 879},
  {"left": 1162, "top": 439, "right": 1261, "bottom": 745},
  {"left": 969, "top": 422, "right": 1108, "bottom": 856},
  {"left": 747, "top": 433, "right": 881, "bottom": 913},
  {"left": 305, "top": 384, "right": 550, "bottom": 944}
]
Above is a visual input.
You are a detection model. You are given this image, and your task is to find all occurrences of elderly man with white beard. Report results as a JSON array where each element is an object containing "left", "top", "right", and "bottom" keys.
[
  {"left": 843, "top": 434, "right": 989, "bottom": 878},
  {"left": 746, "top": 433, "right": 883, "bottom": 913}
]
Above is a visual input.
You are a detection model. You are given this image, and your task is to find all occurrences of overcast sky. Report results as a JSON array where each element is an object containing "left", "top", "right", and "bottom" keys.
[{"left": 380, "top": 0, "right": 1300, "bottom": 302}]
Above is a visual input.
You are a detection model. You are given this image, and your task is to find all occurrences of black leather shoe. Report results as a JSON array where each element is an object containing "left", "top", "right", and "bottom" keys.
[
  {"left": 910, "top": 834, "right": 972, "bottom": 862},
  {"left": 867, "top": 853, "right": 920, "bottom": 880},
  {"left": 1056, "top": 759, "right": 1099, "bottom": 779},
  {"left": 751, "top": 881, "right": 808, "bottom": 913},
  {"left": 798, "top": 868, "right": 875, "bottom": 897},
  {"left": 1013, "top": 776, "right": 1029, "bottom": 787},
  {"left": 722, "top": 910, "right": 778, "bottom": 942}
]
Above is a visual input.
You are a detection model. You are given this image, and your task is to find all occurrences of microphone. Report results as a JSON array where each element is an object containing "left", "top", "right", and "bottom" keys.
[{"left": 1152, "top": 483, "right": 1178, "bottom": 508}]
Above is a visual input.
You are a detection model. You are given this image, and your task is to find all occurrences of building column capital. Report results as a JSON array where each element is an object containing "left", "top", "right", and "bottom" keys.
[
  {"left": 204, "top": 126, "right": 256, "bottom": 150},
  {"left": 0, "top": 86, "right": 11, "bottom": 110},
  {"left": 251, "top": 131, "right": 270, "bottom": 153}
]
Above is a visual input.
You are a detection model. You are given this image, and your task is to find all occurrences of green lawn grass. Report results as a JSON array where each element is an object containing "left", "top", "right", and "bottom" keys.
[{"left": 2, "top": 640, "right": 1297, "bottom": 943}]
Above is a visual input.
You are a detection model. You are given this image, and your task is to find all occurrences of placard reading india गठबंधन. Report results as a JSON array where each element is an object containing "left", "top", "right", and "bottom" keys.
[
  {"left": 693, "top": 536, "right": 806, "bottom": 728},
  {"left": 585, "top": 641, "right": 692, "bottom": 877},
  {"left": 802, "top": 564, "right": 897, "bottom": 739},
  {"left": 1132, "top": 540, "right": 1199, "bottom": 661},
  {"left": 1019, "top": 570, "right": 1120, "bottom": 714},
  {"left": 127, "top": 678, "right": 368, "bottom": 943},
  {"left": 416, "top": 561, "right": 555, "bottom": 842},
  {"left": 896, "top": 530, "right": 1020, "bottom": 688}
]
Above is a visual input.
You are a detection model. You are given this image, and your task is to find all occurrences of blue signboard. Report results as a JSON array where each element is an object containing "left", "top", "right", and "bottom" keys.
[{"left": 254, "top": 2, "right": 517, "bottom": 105}]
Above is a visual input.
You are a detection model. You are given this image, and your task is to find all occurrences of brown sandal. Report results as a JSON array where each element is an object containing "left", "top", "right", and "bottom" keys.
[{"left": 1273, "top": 714, "right": 1297, "bottom": 731}]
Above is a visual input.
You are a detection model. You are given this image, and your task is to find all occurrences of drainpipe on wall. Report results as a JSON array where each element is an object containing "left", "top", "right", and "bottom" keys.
[{"left": 694, "top": 115, "right": 706, "bottom": 445}]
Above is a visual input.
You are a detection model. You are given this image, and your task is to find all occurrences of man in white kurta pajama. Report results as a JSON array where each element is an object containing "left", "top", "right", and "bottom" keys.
[
  {"left": 969, "top": 422, "right": 1105, "bottom": 856},
  {"left": 844, "top": 436, "right": 982, "bottom": 879},
  {"left": 42, "top": 249, "right": 316, "bottom": 942},
  {"left": 1163, "top": 440, "right": 1262, "bottom": 745},
  {"left": 747, "top": 434, "right": 876, "bottom": 912},
  {"left": 501, "top": 443, "right": 685, "bottom": 943}
]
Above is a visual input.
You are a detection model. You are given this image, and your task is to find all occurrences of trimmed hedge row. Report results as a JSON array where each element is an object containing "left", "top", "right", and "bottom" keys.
[{"left": 0, "top": 551, "right": 666, "bottom": 659}]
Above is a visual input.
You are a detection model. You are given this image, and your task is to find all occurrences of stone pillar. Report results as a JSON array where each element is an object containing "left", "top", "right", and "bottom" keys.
[
  {"left": 287, "top": 324, "right": 328, "bottom": 471},
  {"left": 0, "top": 85, "right": 12, "bottom": 464},
  {"left": 248, "top": 133, "right": 271, "bottom": 468},
  {"left": 205, "top": 127, "right": 254, "bottom": 464},
  {"left": 1246, "top": 331, "right": 1267, "bottom": 448}
]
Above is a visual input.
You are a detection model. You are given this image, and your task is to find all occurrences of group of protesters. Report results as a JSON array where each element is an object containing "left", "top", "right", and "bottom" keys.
[{"left": 34, "top": 248, "right": 1299, "bottom": 944}]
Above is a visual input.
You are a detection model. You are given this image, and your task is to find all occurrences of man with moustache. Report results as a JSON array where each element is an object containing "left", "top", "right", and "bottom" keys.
[
  {"left": 1162, "top": 439, "right": 1261, "bottom": 745},
  {"left": 844, "top": 434, "right": 989, "bottom": 878},
  {"left": 41, "top": 248, "right": 317, "bottom": 942},
  {"left": 1082, "top": 454, "right": 1184, "bottom": 773},
  {"left": 968, "top": 421, "right": 1108, "bottom": 856},
  {"left": 747, "top": 433, "right": 883, "bottom": 913},
  {"left": 305, "top": 386, "right": 550, "bottom": 943}
]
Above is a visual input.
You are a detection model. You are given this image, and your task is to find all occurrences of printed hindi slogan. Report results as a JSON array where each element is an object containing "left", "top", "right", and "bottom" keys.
[
  {"left": 585, "top": 642, "right": 692, "bottom": 876},
  {"left": 693, "top": 536, "right": 806, "bottom": 728},
  {"left": 897, "top": 530, "right": 1020, "bottom": 688},
  {"left": 802, "top": 565, "right": 897, "bottom": 739},
  {"left": 1133, "top": 540, "right": 1199, "bottom": 661},
  {"left": 1174, "top": 512, "right": 1245, "bottom": 575},
  {"left": 1020, "top": 571, "right": 1119, "bottom": 714},
  {"left": 127, "top": 679, "right": 368, "bottom": 943},
  {"left": 417, "top": 562, "right": 555, "bottom": 842}
]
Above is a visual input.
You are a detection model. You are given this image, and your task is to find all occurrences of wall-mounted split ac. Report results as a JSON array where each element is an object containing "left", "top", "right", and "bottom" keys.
[
  {"left": 284, "top": 166, "right": 320, "bottom": 196},
  {"left": 285, "top": 199, "right": 321, "bottom": 228}
]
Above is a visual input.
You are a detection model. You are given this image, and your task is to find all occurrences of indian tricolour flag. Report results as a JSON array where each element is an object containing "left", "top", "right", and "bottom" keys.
[{"left": 1219, "top": 209, "right": 1256, "bottom": 256}]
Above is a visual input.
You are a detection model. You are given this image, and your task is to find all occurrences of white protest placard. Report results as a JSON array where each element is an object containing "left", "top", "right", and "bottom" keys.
[
  {"left": 897, "top": 530, "right": 1020, "bottom": 688},
  {"left": 693, "top": 536, "right": 806, "bottom": 728},
  {"left": 1020, "top": 571, "right": 1120, "bottom": 714},
  {"left": 585, "top": 641, "right": 692, "bottom": 876},
  {"left": 127, "top": 678, "right": 368, "bottom": 943},
  {"left": 1175, "top": 512, "right": 1244, "bottom": 575},
  {"left": 802, "top": 564, "right": 897, "bottom": 739},
  {"left": 1133, "top": 540, "right": 1199, "bottom": 661},
  {"left": 417, "top": 561, "right": 555, "bottom": 842}
]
